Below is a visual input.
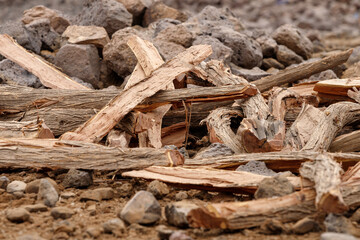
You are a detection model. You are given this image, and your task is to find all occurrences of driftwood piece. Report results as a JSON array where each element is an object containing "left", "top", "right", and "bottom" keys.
[
  {"left": 122, "top": 166, "right": 313, "bottom": 194},
  {"left": 235, "top": 93, "right": 270, "bottom": 119},
  {"left": 300, "top": 154, "right": 347, "bottom": 213},
  {"left": 0, "top": 139, "right": 184, "bottom": 171},
  {"left": 0, "top": 34, "right": 89, "bottom": 90},
  {"left": 0, "top": 120, "right": 54, "bottom": 139},
  {"left": 60, "top": 45, "right": 212, "bottom": 143},
  {"left": 185, "top": 151, "right": 360, "bottom": 172},
  {"left": 252, "top": 49, "right": 353, "bottom": 92},
  {"left": 161, "top": 122, "right": 186, "bottom": 147},
  {"left": 330, "top": 129, "right": 360, "bottom": 152},
  {"left": 301, "top": 102, "right": 360, "bottom": 151},
  {"left": 187, "top": 161, "right": 360, "bottom": 230},
  {"left": 268, "top": 87, "right": 298, "bottom": 121},
  {"left": 314, "top": 78, "right": 360, "bottom": 96},
  {"left": 348, "top": 86, "right": 360, "bottom": 103},
  {"left": 285, "top": 104, "right": 324, "bottom": 150}
]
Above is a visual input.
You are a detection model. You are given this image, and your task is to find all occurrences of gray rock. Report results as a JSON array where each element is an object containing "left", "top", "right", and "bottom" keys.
[
  {"left": 157, "top": 225, "right": 175, "bottom": 240},
  {"left": 165, "top": 201, "right": 198, "bottom": 228},
  {"left": 37, "top": 178, "right": 59, "bottom": 207},
  {"left": 0, "top": 21, "right": 41, "bottom": 53},
  {"left": 62, "top": 169, "right": 93, "bottom": 188},
  {"left": 236, "top": 160, "right": 276, "bottom": 176},
  {"left": 272, "top": 24, "right": 313, "bottom": 60},
  {"left": 256, "top": 36, "right": 278, "bottom": 58},
  {"left": 175, "top": 191, "right": 188, "bottom": 201},
  {"left": 262, "top": 58, "right": 285, "bottom": 70},
  {"left": 118, "top": 182, "right": 134, "bottom": 197},
  {"left": 154, "top": 39, "right": 185, "bottom": 61},
  {"left": 212, "top": 27, "right": 263, "bottom": 69},
  {"left": 308, "top": 70, "right": 338, "bottom": 81},
  {"left": 25, "top": 178, "right": 59, "bottom": 194},
  {"left": 23, "top": 203, "right": 48, "bottom": 213},
  {"left": 255, "top": 175, "right": 294, "bottom": 199},
  {"left": 77, "top": 0, "right": 132, "bottom": 36},
  {"left": 321, "top": 233, "right": 358, "bottom": 240},
  {"left": 6, "top": 208, "right": 30, "bottom": 223},
  {"left": 169, "top": 231, "right": 194, "bottom": 240},
  {"left": 103, "top": 27, "right": 142, "bottom": 77},
  {"left": 117, "top": 0, "right": 152, "bottom": 25},
  {"left": 0, "top": 176, "right": 9, "bottom": 189},
  {"left": 324, "top": 214, "right": 358, "bottom": 235},
  {"left": 230, "top": 64, "right": 271, "bottom": 81},
  {"left": 143, "top": 1, "right": 187, "bottom": 27},
  {"left": 103, "top": 218, "right": 126, "bottom": 235},
  {"left": 120, "top": 190, "right": 161, "bottom": 225},
  {"left": 276, "top": 45, "right": 304, "bottom": 67},
  {"left": 193, "top": 36, "right": 233, "bottom": 64},
  {"left": 24, "top": 18, "right": 60, "bottom": 51},
  {"left": 71, "top": 76, "right": 94, "bottom": 89},
  {"left": 51, "top": 207, "right": 74, "bottom": 219},
  {"left": 16, "top": 234, "right": 46, "bottom": 240},
  {"left": 292, "top": 217, "right": 318, "bottom": 234},
  {"left": 151, "top": 18, "right": 181, "bottom": 37},
  {"left": 0, "top": 59, "right": 42, "bottom": 88},
  {"left": 155, "top": 24, "right": 193, "bottom": 48},
  {"left": 55, "top": 44, "right": 100, "bottom": 88},
  {"left": 147, "top": 180, "right": 169, "bottom": 199},
  {"left": 7, "top": 180, "right": 27, "bottom": 193},
  {"left": 194, "top": 143, "right": 234, "bottom": 159}
]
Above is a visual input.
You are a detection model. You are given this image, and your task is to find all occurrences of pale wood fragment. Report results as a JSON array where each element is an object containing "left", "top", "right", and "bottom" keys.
[
  {"left": 0, "top": 34, "right": 89, "bottom": 90},
  {"left": 330, "top": 129, "right": 360, "bottom": 152},
  {"left": 62, "top": 25, "right": 110, "bottom": 48},
  {"left": 0, "top": 120, "right": 54, "bottom": 139},
  {"left": 314, "top": 78, "right": 360, "bottom": 96}
]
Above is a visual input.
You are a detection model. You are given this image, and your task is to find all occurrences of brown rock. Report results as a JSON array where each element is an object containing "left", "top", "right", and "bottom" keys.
[
  {"left": 95, "top": 187, "right": 115, "bottom": 200},
  {"left": 51, "top": 207, "right": 74, "bottom": 219},
  {"left": 23, "top": 203, "right": 48, "bottom": 213},
  {"left": 80, "top": 190, "right": 102, "bottom": 202},
  {"left": 276, "top": 45, "right": 304, "bottom": 66},
  {"left": 292, "top": 217, "right": 318, "bottom": 234},
  {"left": 254, "top": 175, "right": 294, "bottom": 199},
  {"left": 117, "top": 0, "right": 153, "bottom": 25},
  {"left": 55, "top": 44, "right": 100, "bottom": 88},
  {"left": 103, "top": 218, "right": 126, "bottom": 235},
  {"left": 86, "top": 226, "right": 104, "bottom": 238},
  {"left": 62, "top": 169, "right": 93, "bottom": 189},
  {"left": 155, "top": 24, "right": 193, "bottom": 48},
  {"left": 256, "top": 36, "right": 278, "bottom": 58},
  {"left": 165, "top": 201, "right": 197, "bottom": 228},
  {"left": 192, "top": 36, "right": 233, "bottom": 64},
  {"left": 62, "top": 25, "right": 110, "bottom": 48},
  {"left": 272, "top": 24, "right": 313, "bottom": 60},
  {"left": 143, "top": 2, "right": 187, "bottom": 27},
  {"left": 6, "top": 208, "right": 30, "bottom": 223},
  {"left": 22, "top": 5, "right": 70, "bottom": 34},
  {"left": 25, "top": 178, "right": 59, "bottom": 194},
  {"left": 147, "top": 180, "right": 169, "bottom": 199}
]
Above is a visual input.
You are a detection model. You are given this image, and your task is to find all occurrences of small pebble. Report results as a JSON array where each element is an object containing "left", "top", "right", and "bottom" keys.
[{"left": 6, "top": 208, "right": 30, "bottom": 223}]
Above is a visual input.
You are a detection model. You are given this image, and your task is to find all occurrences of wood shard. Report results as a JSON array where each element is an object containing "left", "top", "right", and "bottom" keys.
[
  {"left": 314, "top": 78, "right": 360, "bottom": 96},
  {"left": 0, "top": 34, "right": 89, "bottom": 90},
  {"left": 0, "top": 120, "right": 54, "bottom": 139}
]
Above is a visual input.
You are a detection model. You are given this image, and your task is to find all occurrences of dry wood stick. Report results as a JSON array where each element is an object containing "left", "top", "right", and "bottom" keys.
[
  {"left": 253, "top": 49, "right": 353, "bottom": 92},
  {"left": 0, "top": 120, "right": 54, "bottom": 139},
  {"left": 60, "top": 45, "right": 212, "bottom": 143},
  {"left": 330, "top": 129, "right": 360, "bottom": 152},
  {"left": 0, "top": 34, "right": 89, "bottom": 90}
]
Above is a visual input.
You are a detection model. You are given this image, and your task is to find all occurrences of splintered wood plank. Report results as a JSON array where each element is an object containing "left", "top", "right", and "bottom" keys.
[
  {"left": 330, "top": 130, "right": 360, "bottom": 152},
  {"left": 253, "top": 49, "right": 353, "bottom": 92},
  {"left": 300, "top": 153, "right": 347, "bottom": 213},
  {"left": 122, "top": 166, "right": 313, "bottom": 194},
  {"left": 314, "top": 78, "right": 360, "bottom": 96},
  {"left": 60, "top": 44, "right": 212, "bottom": 143},
  {"left": 0, "top": 34, "right": 89, "bottom": 90},
  {"left": 0, "top": 120, "right": 54, "bottom": 139},
  {"left": 0, "top": 139, "right": 184, "bottom": 171}
]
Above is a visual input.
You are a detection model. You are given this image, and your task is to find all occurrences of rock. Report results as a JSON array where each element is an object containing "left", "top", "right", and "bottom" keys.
[
  {"left": 103, "top": 27, "right": 142, "bottom": 77},
  {"left": 37, "top": 178, "right": 59, "bottom": 207},
  {"left": 255, "top": 175, "right": 294, "bottom": 199},
  {"left": 272, "top": 24, "right": 313, "bottom": 60},
  {"left": 321, "top": 233, "right": 358, "bottom": 240},
  {"left": 117, "top": 0, "right": 153, "bottom": 25},
  {"left": 342, "top": 62, "right": 360, "bottom": 78},
  {"left": 16, "top": 234, "right": 46, "bottom": 240},
  {"left": 77, "top": 0, "right": 132, "bottom": 36},
  {"left": 165, "top": 201, "right": 198, "bottom": 228},
  {"left": 143, "top": 2, "right": 187, "bottom": 27},
  {"left": 53, "top": 220, "right": 76, "bottom": 235},
  {"left": 80, "top": 187, "right": 114, "bottom": 202},
  {"left": 62, "top": 169, "right": 93, "bottom": 188},
  {"left": 120, "top": 190, "right": 161, "bottom": 225},
  {"left": 24, "top": 18, "right": 60, "bottom": 51},
  {"left": 194, "top": 143, "right": 234, "bottom": 159},
  {"left": 117, "top": 182, "right": 134, "bottom": 197},
  {"left": 260, "top": 219, "right": 287, "bottom": 234},
  {"left": 0, "top": 176, "right": 10, "bottom": 189},
  {"left": 25, "top": 178, "right": 59, "bottom": 194},
  {"left": 236, "top": 160, "right": 276, "bottom": 176},
  {"left": 192, "top": 36, "right": 233, "bottom": 64},
  {"left": 308, "top": 70, "right": 338, "bottom": 81},
  {"left": 103, "top": 218, "right": 126, "bottom": 235},
  {"left": 350, "top": 208, "right": 360, "bottom": 223},
  {"left": 51, "top": 207, "right": 74, "bottom": 219},
  {"left": 212, "top": 27, "right": 263, "bottom": 69},
  {"left": 175, "top": 191, "right": 188, "bottom": 201},
  {"left": 230, "top": 64, "right": 271, "bottom": 81},
  {"left": 147, "top": 180, "right": 169, "bottom": 199},
  {"left": 324, "top": 214, "right": 359, "bottom": 236},
  {"left": 262, "top": 58, "right": 285, "bottom": 70},
  {"left": 151, "top": 18, "right": 181, "bottom": 37},
  {"left": 169, "top": 231, "right": 194, "bottom": 240},
  {"left": 22, "top": 5, "right": 70, "bottom": 34},
  {"left": 153, "top": 39, "right": 185, "bottom": 61},
  {"left": 0, "top": 59, "right": 42, "bottom": 88},
  {"left": 155, "top": 24, "right": 193, "bottom": 48},
  {"left": 95, "top": 187, "right": 115, "bottom": 200},
  {"left": 60, "top": 192, "right": 76, "bottom": 199},
  {"left": 7, "top": 180, "right": 27, "bottom": 193},
  {"left": 292, "top": 217, "right": 318, "bottom": 234},
  {"left": 62, "top": 25, "right": 110, "bottom": 48},
  {"left": 256, "top": 36, "right": 278, "bottom": 58},
  {"left": 0, "top": 20, "right": 41, "bottom": 53},
  {"left": 55, "top": 44, "right": 100, "bottom": 88},
  {"left": 23, "top": 203, "right": 48, "bottom": 213},
  {"left": 86, "top": 226, "right": 104, "bottom": 238},
  {"left": 157, "top": 225, "right": 174, "bottom": 240},
  {"left": 346, "top": 46, "right": 360, "bottom": 67},
  {"left": 6, "top": 208, "right": 30, "bottom": 223},
  {"left": 276, "top": 45, "right": 304, "bottom": 66}
]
